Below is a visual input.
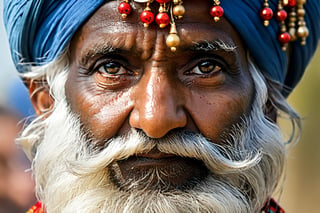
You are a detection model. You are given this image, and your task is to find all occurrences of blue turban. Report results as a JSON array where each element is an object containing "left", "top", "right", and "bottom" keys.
[{"left": 3, "top": 0, "right": 320, "bottom": 96}]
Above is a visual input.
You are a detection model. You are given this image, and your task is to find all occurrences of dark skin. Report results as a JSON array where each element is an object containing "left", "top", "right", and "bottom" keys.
[{"left": 30, "top": 0, "right": 255, "bottom": 188}]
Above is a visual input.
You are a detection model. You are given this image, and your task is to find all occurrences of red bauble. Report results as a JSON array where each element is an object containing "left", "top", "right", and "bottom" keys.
[
  {"left": 210, "top": 6, "right": 224, "bottom": 18},
  {"left": 276, "top": 10, "right": 287, "bottom": 21},
  {"left": 140, "top": 11, "right": 155, "bottom": 26},
  {"left": 279, "top": 32, "right": 291, "bottom": 43},
  {"left": 260, "top": 7, "right": 273, "bottom": 20},
  {"left": 156, "top": 12, "right": 170, "bottom": 28},
  {"left": 288, "top": 0, "right": 296, "bottom": 7},
  {"left": 118, "top": 2, "right": 131, "bottom": 18},
  {"left": 156, "top": 0, "right": 171, "bottom": 3}
]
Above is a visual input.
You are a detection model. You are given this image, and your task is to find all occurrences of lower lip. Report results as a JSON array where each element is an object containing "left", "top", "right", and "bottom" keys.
[{"left": 119, "top": 156, "right": 183, "bottom": 168}]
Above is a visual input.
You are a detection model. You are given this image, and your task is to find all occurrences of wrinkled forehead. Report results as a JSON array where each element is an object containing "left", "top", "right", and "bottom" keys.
[
  {"left": 78, "top": 0, "right": 240, "bottom": 38},
  {"left": 70, "top": 0, "right": 245, "bottom": 60}
]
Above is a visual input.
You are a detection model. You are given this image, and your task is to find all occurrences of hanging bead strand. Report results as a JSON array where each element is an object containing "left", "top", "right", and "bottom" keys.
[
  {"left": 156, "top": 3, "right": 170, "bottom": 28},
  {"left": 166, "top": 6, "right": 180, "bottom": 52},
  {"left": 277, "top": 0, "right": 290, "bottom": 50},
  {"left": 118, "top": 0, "right": 132, "bottom": 19},
  {"left": 210, "top": 0, "right": 224, "bottom": 22},
  {"left": 287, "top": 4, "right": 297, "bottom": 41},
  {"left": 173, "top": 0, "right": 185, "bottom": 19},
  {"left": 140, "top": 1, "right": 155, "bottom": 28},
  {"left": 260, "top": 0, "right": 273, "bottom": 26},
  {"left": 296, "top": 0, "right": 309, "bottom": 45}
]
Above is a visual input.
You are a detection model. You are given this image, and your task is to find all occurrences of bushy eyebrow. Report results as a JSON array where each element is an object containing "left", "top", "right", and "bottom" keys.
[
  {"left": 79, "top": 39, "right": 237, "bottom": 66},
  {"left": 80, "top": 43, "right": 121, "bottom": 65},
  {"left": 190, "top": 40, "right": 237, "bottom": 53}
]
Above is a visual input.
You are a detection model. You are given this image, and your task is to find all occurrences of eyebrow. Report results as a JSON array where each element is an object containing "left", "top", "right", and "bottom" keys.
[
  {"left": 80, "top": 43, "right": 121, "bottom": 65},
  {"left": 80, "top": 39, "right": 237, "bottom": 65},
  {"left": 190, "top": 39, "right": 237, "bottom": 53}
]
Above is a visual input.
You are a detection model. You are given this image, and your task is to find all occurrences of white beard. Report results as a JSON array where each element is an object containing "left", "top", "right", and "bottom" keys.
[{"left": 20, "top": 62, "right": 286, "bottom": 213}]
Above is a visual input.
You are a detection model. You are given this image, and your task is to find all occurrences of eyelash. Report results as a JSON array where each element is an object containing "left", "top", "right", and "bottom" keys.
[
  {"left": 82, "top": 55, "right": 130, "bottom": 76},
  {"left": 94, "top": 60, "right": 126, "bottom": 74},
  {"left": 184, "top": 57, "right": 228, "bottom": 76},
  {"left": 83, "top": 54, "right": 234, "bottom": 79}
]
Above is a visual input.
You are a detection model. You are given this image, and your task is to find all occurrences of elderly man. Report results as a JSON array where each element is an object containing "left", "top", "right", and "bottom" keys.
[{"left": 3, "top": 0, "right": 320, "bottom": 212}]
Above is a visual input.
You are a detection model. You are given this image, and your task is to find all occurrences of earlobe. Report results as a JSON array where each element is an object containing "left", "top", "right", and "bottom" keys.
[{"left": 27, "top": 79, "right": 54, "bottom": 116}]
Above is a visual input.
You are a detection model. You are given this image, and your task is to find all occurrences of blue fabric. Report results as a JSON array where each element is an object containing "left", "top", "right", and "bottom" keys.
[
  {"left": 3, "top": 0, "right": 105, "bottom": 71},
  {"left": 3, "top": 0, "right": 320, "bottom": 95}
]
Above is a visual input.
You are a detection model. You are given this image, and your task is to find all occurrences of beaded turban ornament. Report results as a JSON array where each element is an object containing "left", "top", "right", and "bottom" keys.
[{"left": 3, "top": 0, "right": 320, "bottom": 96}]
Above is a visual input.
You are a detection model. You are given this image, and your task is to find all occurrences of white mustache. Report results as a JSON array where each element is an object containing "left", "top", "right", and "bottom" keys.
[{"left": 70, "top": 129, "right": 262, "bottom": 177}]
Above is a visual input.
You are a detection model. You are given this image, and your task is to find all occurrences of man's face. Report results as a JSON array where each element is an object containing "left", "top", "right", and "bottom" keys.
[
  {"left": 65, "top": 0, "right": 254, "bottom": 187},
  {"left": 27, "top": 1, "right": 287, "bottom": 212}
]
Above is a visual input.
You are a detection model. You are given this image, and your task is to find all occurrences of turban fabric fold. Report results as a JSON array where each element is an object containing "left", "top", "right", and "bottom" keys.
[{"left": 3, "top": 0, "right": 320, "bottom": 95}]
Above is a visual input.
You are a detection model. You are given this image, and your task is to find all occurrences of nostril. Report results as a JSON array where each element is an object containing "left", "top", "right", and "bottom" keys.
[{"left": 129, "top": 106, "right": 187, "bottom": 139}]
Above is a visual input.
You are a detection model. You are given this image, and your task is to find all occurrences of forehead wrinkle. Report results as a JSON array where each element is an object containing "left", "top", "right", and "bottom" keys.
[
  {"left": 177, "top": 20, "right": 239, "bottom": 51},
  {"left": 135, "top": 28, "right": 158, "bottom": 61},
  {"left": 80, "top": 33, "right": 138, "bottom": 65}
]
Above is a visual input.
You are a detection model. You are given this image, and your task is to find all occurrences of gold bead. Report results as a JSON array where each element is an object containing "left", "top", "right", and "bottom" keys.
[
  {"left": 289, "top": 28, "right": 297, "bottom": 41},
  {"left": 297, "top": 26, "right": 309, "bottom": 38},
  {"left": 282, "top": 44, "right": 288, "bottom": 51},
  {"left": 121, "top": 14, "right": 128, "bottom": 19},
  {"left": 296, "top": 0, "right": 306, "bottom": 4},
  {"left": 297, "top": 8, "right": 305, "bottom": 16},
  {"left": 166, "top": 24, "right": 180, "bottom": 52},
  {"left": 159, "top": 23, "right": 167, "bottom": 28},
  {"left": 173, "top": 0, "right": 179, "bottom": 4},
  {"left": 173, "top": 5, "right": 185, "bottom": 18},
  {"left": 159, "top": 5, "right": 165, "bottom": 13},
  {"left": 166, "top": 33, "right": 180, "bottom": 51},
  {"left": 170, "top": 47, "right": 177, "bottom": 52}
]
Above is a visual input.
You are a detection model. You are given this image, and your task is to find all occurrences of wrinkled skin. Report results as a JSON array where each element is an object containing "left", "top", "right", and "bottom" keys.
[{"left": 54, "top": 0, "right": 254, "bottom": 188}]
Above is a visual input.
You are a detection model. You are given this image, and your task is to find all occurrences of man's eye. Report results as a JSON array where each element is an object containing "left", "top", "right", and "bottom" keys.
[
  {"left": 192, "top": 61, "right": 222, "bottom": 75},
  {"left": 97, "top": 62, "right": 127, "bottom": 75}
]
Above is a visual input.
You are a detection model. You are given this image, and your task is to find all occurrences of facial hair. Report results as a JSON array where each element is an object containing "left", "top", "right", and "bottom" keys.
[{"left": 25, "top": 63, "right": 286, "bottom": 213}]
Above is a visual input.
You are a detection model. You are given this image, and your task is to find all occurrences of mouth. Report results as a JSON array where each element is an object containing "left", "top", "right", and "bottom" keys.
[{"left": 109, "top": 148, "right": 209, "bottom": 191}]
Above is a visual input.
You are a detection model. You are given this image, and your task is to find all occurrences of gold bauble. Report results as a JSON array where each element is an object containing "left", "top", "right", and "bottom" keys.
[
  {"left": 166, "top": 33, "right": 180, "bottom": 52},
  {"left": 297, "top": 26, "right": 309, "bottom": 38},
  {"left": 173, "top": 5, "right": 185, "bottom": 18}
]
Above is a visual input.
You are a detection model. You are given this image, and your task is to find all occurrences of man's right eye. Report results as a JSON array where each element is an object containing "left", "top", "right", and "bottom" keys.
[
  {"left": 96, "top": 61, "right": 128, "bottom": 76},
  {"left": 193, "top": 61, "right": 222, "bottom": 75}
]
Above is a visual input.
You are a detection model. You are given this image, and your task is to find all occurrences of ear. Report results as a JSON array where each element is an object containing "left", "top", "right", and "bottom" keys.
[{"left": 26, "top": 79, "right": 54, "bottom": 116}]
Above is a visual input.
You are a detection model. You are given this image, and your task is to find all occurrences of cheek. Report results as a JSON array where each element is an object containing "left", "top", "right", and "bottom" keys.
[
  {"left": 186, "top": 84, "right": 253, "bottom": 143},
  {"left": 65, "top": 74, "right": 134, "bottom": 140}
]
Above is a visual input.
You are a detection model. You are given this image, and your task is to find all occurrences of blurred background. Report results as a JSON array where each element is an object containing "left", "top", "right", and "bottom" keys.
[
  {"left": 0, "top": 0, "right": 319, "bottom": 212},
  {"left": 0, "top": 1, "right": 37, "bottom": 212},
  {"left": 280, "top": 46, "right": 320, "bottom": 212}
]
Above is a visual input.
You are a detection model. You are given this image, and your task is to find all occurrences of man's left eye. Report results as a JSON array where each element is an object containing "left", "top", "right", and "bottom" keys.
[
  {"left": 191, "top": 61, "right": 222, "bottom": 75},
  {"left": 97, "top": 62, "right": 127, "bottom": 75}
]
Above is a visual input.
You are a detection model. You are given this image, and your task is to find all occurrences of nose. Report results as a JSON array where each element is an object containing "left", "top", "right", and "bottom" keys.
[{"left": 129, "top": 68, "right": 187, "bottom": 138}]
